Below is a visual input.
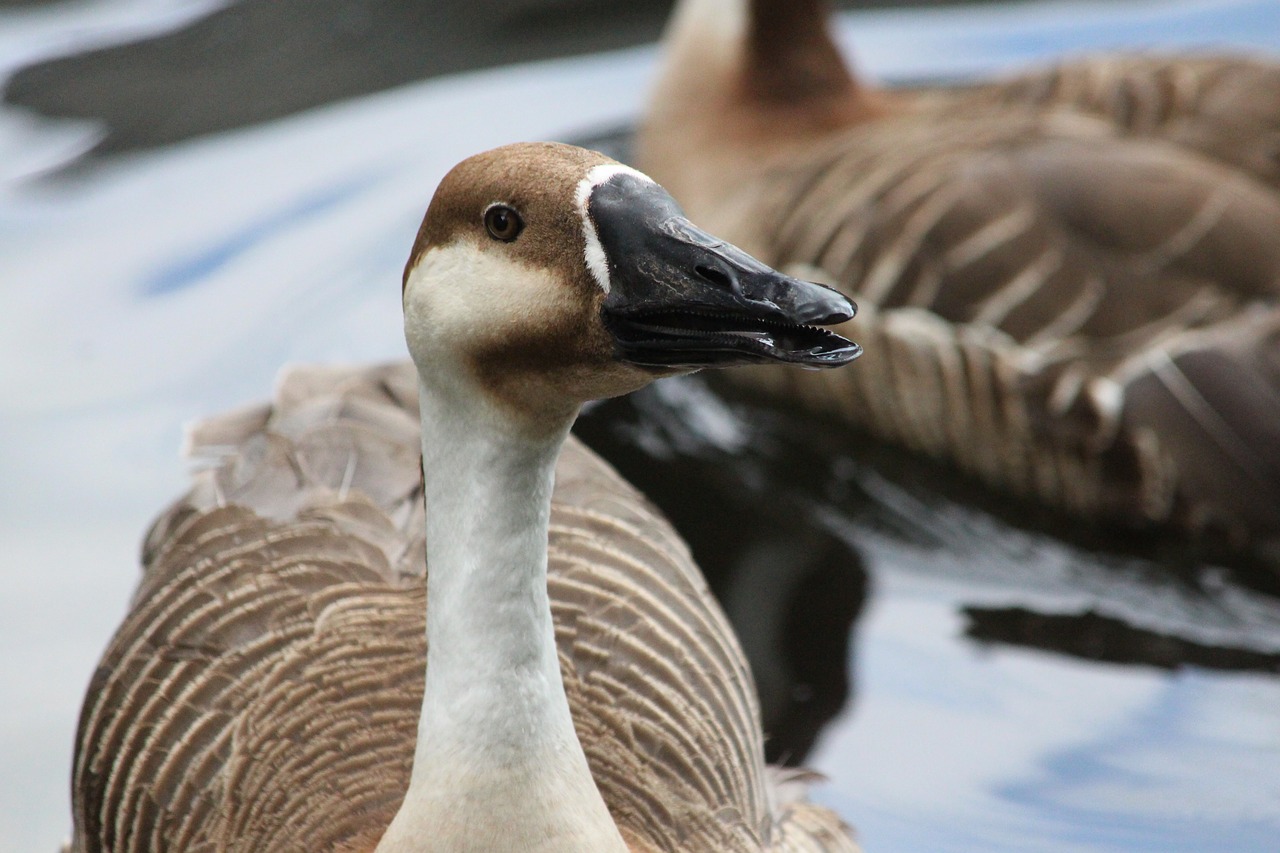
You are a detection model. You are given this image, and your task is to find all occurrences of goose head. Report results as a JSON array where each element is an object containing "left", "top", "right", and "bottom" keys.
[{"left": 402, "top": 142, "right": 860, "bottom": 424}]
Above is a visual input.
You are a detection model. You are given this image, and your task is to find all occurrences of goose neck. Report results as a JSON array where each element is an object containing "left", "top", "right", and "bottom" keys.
[
  {"left": 418, "top": 390, "right": 567, "bottom": 704},
  {"left": 745, "top": 0, "right": 857, "bottom": 104},
  {"left": 374, "top": 379, "right": 626, "bottom": 853},
  {"left": 644, "top": 0, "right": 883, "bottom": 220},
  {"left": 660, "top": 0, "right": 858, "bottom": 103}
]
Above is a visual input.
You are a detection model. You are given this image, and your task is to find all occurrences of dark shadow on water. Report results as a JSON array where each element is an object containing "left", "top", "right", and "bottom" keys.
[
  {"left": 3, "top": 0, "right": 672, "bottom": 155},
  {"left": 965, "top": 606, "right": 1280, "bottom": 673},
  {"left": 9, "top": 0, "right": 973, "bottom": 157}
]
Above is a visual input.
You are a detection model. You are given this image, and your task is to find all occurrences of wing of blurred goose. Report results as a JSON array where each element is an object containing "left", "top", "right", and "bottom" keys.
[
  {"left": 937, "top": 54, "right": 1280, "bottom": 189},
  {"left": 69, "top": 144, "right": 862, "bottom": 852},
  {"left": 639, "top": 0, "right": 1280, "bottom": 558}
]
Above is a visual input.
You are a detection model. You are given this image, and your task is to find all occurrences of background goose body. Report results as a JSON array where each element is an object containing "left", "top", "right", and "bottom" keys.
[
  {"left": 938, "top": 54, "right": 1280, "bottom": 188},
  {"left": 640, "top": 0, "right": 1280, "bottom": 558},
  {"left": 70, "top": 144, "right": 859, "bottom": 852}
]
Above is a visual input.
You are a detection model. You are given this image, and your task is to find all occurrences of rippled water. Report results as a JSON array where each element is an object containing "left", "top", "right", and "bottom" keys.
[{"left": 2, "top": 1, "right": 1279, "bottom": 850}]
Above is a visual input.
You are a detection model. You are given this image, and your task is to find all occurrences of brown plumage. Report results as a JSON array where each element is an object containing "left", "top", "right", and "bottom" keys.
[
  {"left": 70, "top": 142, "right": 860, "bottom": 852},
  {"left": 70, "top": 362, "right": 857, "bottom": 852},
  {"left": 639, "top": 0, "right": 1280, "bottom": 556}
]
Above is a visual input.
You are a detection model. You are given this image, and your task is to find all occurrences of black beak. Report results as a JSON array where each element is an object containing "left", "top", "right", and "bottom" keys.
[{"left": 589, "top": 174, "right": 861, "bottom": 369}]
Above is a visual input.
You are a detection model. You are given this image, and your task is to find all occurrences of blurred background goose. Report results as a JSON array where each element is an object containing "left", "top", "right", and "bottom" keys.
[
  {"left": 638, "top": 0, "right": 1280, "bottom": 564},
  {"left": 69, "top": 143, "right": 861, "bottom": 853}
]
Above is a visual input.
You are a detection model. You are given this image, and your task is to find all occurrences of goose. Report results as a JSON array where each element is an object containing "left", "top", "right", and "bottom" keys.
[
  {"left": 69, "top": 142, "right": 863, "bottom": 852},
  {"left": 638, "top": 0, "right": 1280, "bottom": 561}
]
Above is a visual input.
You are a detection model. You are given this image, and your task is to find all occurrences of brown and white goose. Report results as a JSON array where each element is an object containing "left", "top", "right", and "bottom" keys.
[
  {"left": 639, "top": 0, "right": 1280, "bottom": 559},
  {"left": 69, "top": 142, "right": 862, "bottom": 852}
]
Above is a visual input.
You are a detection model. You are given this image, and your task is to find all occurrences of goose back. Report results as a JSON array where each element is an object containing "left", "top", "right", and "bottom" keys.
[
  {"left": 70, "top": 362, "right": 856, "bottom": 852},
  {"left": 639, "top": 2, "right": 1280, "bottom": 552},
  {"left": 936, "top": 54, "right": 1280, "bottom": 188}
]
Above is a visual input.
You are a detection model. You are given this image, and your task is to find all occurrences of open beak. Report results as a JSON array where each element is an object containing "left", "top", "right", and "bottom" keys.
[{"left": 589, "top": 173, "right": 861, "bottom": 369}]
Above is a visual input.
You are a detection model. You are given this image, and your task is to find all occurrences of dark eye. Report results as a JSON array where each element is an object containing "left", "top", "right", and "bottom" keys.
[{"left": 484, "top": 204, "right": 524, "bottom": 242}]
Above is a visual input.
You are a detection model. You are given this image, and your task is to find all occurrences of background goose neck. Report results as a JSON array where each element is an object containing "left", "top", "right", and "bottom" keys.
[{"left": 745, "top": 0, "right": 859, "bottom": 106}]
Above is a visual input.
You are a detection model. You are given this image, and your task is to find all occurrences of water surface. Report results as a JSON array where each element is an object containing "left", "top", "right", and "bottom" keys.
[{"left": 2, "top": 1, "right": 1278, "bottom": 850}]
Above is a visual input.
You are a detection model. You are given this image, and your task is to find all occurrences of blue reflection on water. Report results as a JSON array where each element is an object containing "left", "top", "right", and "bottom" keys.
[
  {"left": 1000, "top": 673, "right": 1280, "bottom": 853},
  {"left": 142, "top": 170, "right": 386, "bottom": 296}
]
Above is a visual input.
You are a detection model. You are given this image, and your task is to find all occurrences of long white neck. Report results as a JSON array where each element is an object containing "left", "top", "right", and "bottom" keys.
[{"left": 374, "top": 376, "right": 628, "bottom": 853}]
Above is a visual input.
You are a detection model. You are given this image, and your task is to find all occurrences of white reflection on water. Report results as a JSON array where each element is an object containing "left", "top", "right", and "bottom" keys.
[{"left": 1, "top": 0, "right": 1278, "bottom": 850}]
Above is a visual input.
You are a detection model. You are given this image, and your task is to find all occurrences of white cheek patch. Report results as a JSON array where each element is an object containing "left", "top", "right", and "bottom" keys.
[
  {"left": 404, "top": 243, "right": 557, "bottom": 363},
  {"left": 574, "top": 163, "right": 656, "bottom": 294}
]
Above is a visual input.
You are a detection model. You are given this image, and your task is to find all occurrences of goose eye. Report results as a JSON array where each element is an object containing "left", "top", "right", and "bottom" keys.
[{"left": 484, "top": 204, "right": 524, "bottom": 242}]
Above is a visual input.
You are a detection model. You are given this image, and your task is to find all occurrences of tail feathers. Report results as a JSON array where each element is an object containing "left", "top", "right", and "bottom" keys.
[
  {"left": 766, "top": 767, "right": 862, "bottom": 853},
  {"left": 1120, "top": 308, "right": 1280, "bottom": 540}
]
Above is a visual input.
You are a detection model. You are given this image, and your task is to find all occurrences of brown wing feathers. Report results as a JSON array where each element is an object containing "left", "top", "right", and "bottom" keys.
[
  {"left": 71, "top": 362, "right": 854, "bottom": 852},
  {"left": 951, "top": 55, "right": 1280, "bottom": 188}
]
